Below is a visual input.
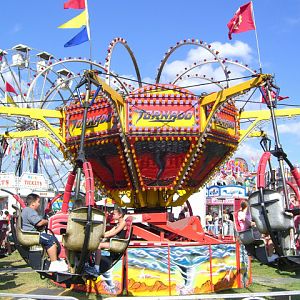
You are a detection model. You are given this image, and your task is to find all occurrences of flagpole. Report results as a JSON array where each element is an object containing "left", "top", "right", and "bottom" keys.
[
  {"left": 251, "top": 1, "right": 263, "bottom": 73},
  {"left": 84, "top": 0, "right": 92, "bottom": 70}
]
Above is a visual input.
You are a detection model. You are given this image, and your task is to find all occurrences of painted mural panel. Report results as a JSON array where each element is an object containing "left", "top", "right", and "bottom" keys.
[
  {"left": 210, "top": 244, "right": 239, "bottom": 291},
  {"left": 127, "top": 247, "right": 170, "bottom": 296},
  {"left": 126, "top": 243, "right": 247, "bottom": 296},
  {"left": 169, "top": 245, "right": 211, "bottom": 295}
]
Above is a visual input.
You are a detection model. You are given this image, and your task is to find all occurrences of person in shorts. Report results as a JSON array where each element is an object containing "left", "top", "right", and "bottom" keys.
[{"left": 22, "top": 193, "right": 68, "bottom": 272}]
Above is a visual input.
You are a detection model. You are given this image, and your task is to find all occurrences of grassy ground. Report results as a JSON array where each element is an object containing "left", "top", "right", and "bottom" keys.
[
  {"left": 220, "top": 259, "right": 300, "bottom": 295},
  {"left": 0, "top": 251, "right": 51, "bottom": 293},
  {"left": 1, "top": 252, "right": 300, "bottom": 299}
]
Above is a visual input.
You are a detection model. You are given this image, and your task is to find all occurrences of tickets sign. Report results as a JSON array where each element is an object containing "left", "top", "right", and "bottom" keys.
[
  {"left": 0, "top": 173, "right": 16, "bottom": 188},
  {"left": 19, "top": 173, "right": 49, "bottom": 190}
]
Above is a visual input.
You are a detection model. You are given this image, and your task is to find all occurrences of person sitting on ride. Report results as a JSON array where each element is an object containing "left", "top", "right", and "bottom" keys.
[
  {"left": 86, "top": 206, "right": 127, "bottom": 275},
  {"left": 238, "top": 200, "right": 278, "bottom": 261},
  {"left": 22, "top": 193, "right": 68, "bottom": 272},
  {"left": 2, "top": 210, "right": 12, "bottom": 255},
  {"left": 237, "top": 200, "right": 255, "bottom": 231}
]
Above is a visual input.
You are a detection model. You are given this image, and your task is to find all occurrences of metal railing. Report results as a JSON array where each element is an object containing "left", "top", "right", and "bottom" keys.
[
  {"left": 0, "top": 293, "right": 78, "bottom": 300},
  {"left": 105, "top": 290, "right": 300, "bottom": 300}
]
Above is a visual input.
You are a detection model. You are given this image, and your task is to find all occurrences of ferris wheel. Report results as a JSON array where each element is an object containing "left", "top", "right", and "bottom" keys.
[
  {"left": 0, "top": 41, "right": 140, "bottom": 191},
  {"left": 0, "top": 44, "right": 84, "bottom": 190}
]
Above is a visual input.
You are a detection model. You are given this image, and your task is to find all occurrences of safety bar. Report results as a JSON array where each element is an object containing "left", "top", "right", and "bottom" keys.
[
  {"left": 83, "top": 161, "right": 95, "bottom": 207},
  {"left": 291, "top": 168, "right": 300, "bottom": 191},
  {"left": 62, "top": 171, "right": 76, "bottom": 213},
  {"left": 256, "top": 151, "right": 271, "bottom": 188},
  {"left": 45, "top": 193, "right": 63, "bottom": 214}
]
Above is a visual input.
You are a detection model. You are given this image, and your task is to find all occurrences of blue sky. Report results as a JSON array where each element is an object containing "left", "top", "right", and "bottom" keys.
[{"left": 1, "top": 0, "right": 300, "bottom": 167}]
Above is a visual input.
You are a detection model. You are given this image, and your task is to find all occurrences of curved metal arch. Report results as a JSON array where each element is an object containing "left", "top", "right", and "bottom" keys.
[
  {"left": 26, "top": 59, "right": 129, "bottom": 103},
  {"left": 104, "top": 37, "right": 142, "bottom": 88},
  {"left": 173, "top": 74, "right": 224, "bottom": 90},
  {"left": 172, "top": 58, "right": 256, "bottom": 88},
  {"left": 41, "top": 74, "right": 82, "bottom": 109},
  {"left": 155, "top": 39, "right": 228, "bottom": 85}
]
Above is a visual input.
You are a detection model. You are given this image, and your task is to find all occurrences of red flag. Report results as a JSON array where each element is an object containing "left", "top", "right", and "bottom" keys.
[
  {"left": 5, "top": 82, "right": 17, "bottom": 95},
  {"left": 261, "top": 87, "right": 289, "bottom": 103},
  {"left": 227, "top": 2, "right": 256, "bottom": 40},
  {"left": 33, "top": 138, "right": 38, "bottom": 160},
  {"left": 64, "top": 0, "right": 85, "bottom": 9}
]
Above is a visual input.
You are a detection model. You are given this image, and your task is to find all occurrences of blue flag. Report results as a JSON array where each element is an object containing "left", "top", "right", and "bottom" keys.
[{"left": 64, "top": 26, "right": 89, "bottom": 47}]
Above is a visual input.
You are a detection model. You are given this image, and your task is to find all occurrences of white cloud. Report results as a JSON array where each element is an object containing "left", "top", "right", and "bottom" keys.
[
  {"left": 159, "top": 40, "right": 255, "bottom": 93},
  {"left": 278, "top": 121, "right": 300, "bottom": 136},
  {"left": 187, "top": 41, "right": 253, "bottom": 64},
  {"left": 236, "top": 141, "right": 263, "bottom": 161},
  {"left": 11, "top": 23, "right": 22, "bottom": 34},
  {"left": 285, "top": 17, "right": 300, "bottom": 26}
]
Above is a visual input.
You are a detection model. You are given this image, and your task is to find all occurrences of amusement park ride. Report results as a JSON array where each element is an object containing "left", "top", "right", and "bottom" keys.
[{"left": 0, "top": 38, "right": 300, "bottom": 296}]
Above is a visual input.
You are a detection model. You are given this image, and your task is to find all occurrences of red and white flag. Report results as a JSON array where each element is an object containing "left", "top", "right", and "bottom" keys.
[
  {"left": 260, "top": 86, "right": 289, "bottom": 104},
  {"left": 227, "top": 2, "right": 256, "bottom": 40},
  {"left": 21, "top": 142, "right": 26, "bottom": 160},
  {"left": 5, "top": 81, "right": 18, "bottom": 95}
]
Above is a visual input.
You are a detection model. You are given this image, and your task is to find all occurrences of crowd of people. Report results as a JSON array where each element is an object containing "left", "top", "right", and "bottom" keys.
[
  {"left": 0, "top": 209, "right": 12, "bottom": 256},
  {"left": 205, "top": 209, "right": 234, "bottom": 237}
]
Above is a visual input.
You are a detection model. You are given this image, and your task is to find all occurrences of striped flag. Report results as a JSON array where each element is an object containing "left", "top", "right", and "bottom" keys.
[
  {"left": 21, "top": 142, "right": 26, "bottom": 160},
  {"left": 33, "top": 138, "right": 39, "bottom": 160},
  {"left": 59, "top": 0, "right": 90, "bottom": 47},
  {"left": 44, "top": 140, "right": 50, "bottom": 159},
  {"left": 33, "top": 138, "right": 39, "bottom": 173}
]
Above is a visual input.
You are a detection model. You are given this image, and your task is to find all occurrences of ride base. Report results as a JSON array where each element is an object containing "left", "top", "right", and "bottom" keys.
[{"left": 70, "top": 213, "right": 251, "bottom": 296}]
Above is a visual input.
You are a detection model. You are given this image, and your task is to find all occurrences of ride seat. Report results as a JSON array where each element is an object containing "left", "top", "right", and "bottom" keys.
[
  {"left": 233, "top": 211, "right": 261, "bottom": 245},
  {"left": 13, "top": 205, "right": 40, "bottom": 247},
  {"left": 62, "top": 207, "right": 106, "bottom": 251},
  {"left": 48, "top": 212, "right": 69, "bottom": 258},
  {"left": 107, "top": 216, "right": 133, "bottom": 253},
  {"left": 249, "top": 189, "right": 294, "bottom": 234}
]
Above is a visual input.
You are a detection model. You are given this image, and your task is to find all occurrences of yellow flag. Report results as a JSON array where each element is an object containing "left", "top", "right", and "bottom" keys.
[
  {"left": 5, "top": 93, "right": 17, "bottom": 107},
  {"left": 58, "top": 10, "right": 87, "bottom": 29}
]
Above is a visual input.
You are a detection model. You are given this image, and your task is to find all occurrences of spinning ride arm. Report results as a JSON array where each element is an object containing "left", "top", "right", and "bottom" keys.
[{"left": 170, "top": 74, "right": 272, "bottom": 195}]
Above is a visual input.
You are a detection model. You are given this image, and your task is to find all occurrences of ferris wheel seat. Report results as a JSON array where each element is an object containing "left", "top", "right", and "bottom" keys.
[
  {"left": 249, "top": 189, "right": 294, "bottom": 234},
  {"left": 62, "top": 207, "right": 106, "bottom": 251}
]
